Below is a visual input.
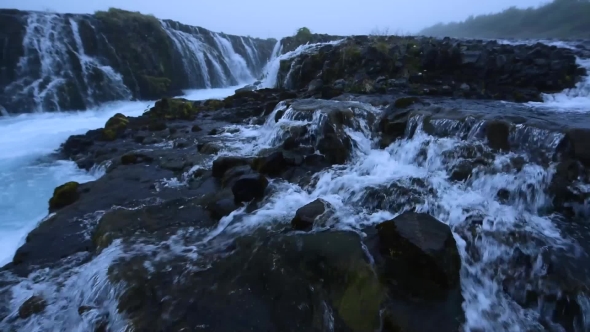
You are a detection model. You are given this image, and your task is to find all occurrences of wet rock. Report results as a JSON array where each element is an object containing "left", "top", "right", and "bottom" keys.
[
  {"left": 364, "top": 212, "right": 464, "bottom": 332},
  {"left": 374, "top": 212, "right": 461, "bottom": 298},
  {"left": 496, "top": 188, "right": 510, "bottom": 203},
  {"left": 18, "top": 296, "right": 47, "bottom": 319},
  {"left": 231, "top": 174, "right": 269, "bottom": 203},
  {"left": 449, "top": 161, "right": 474, "bottom": 181},
  {"left": 485, "top": 120, "right": 511, "bottom": 151},
  {"left": 191, "top": 124, "right": 202, "bottom": 132},
  {"left": 101, "top": 113, "right": 128, "bottom": 141},
  {"left": 159, "top": 159, "right": 188, "bottom": 172},
  {"left": 48, "top": 181, "right": 80, "bottom": 212},
  {"left": 121, "top": 153, "right": 154, "bottom": 165},
  {"left": 198, "top": 142, "right": 222, "bottom": 155},
  {"left": 560, "top": 128, "right": 590, "bottom": 166},
  {"left": 212, "top": 156, "right": 251, "bottom": 178},
  {"left": 291, "top": 199, "right": 333, "bottom": 231},
  {"left": 174, "top": 139, "right": 191, "bottom": 149},
  {"left": 93, "top": 198, "right": 214, "bottom": 249},
  {"left": 252, "top": 151, "right": 288, "bottom": 176},
  {"left": 307, "top": 78, "right": 323, "bottom": 91},
  {"left": 393, "top": 96, "right": 420, "bottom": 108},
  {"left": 110, "top": 229, "right": 383, "bottom": 332}
]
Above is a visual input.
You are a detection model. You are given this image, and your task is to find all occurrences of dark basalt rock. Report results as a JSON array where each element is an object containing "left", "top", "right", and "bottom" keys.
[
  {"left": 373, "top": 212, "right": 461, "bottom": 298},
  {"left": 291, "top": 198, "right": 333, "bottom": 231},
  {"left": 231, "top": 174, "right": 269, "bottom": 203},
  {"left": 485, "top": 120, "right": 511, "bottom": 151},
  {"left": 212, "top": 156, "right": 251, "bottom": 178},
  {"left": 18, "top": 296, "right": 47, "bottom": 319},
  {"left": 364, "top": 212, "right": 465, "bottom": 332}
]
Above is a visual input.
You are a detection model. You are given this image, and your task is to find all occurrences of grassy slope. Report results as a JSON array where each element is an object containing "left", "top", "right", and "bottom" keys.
[{"left": 420, "top": 0, "right": 590, "bottom": 40}]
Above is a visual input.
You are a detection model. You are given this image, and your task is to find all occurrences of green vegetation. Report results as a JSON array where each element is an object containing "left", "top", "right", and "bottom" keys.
[
  {"left": 94, "top": 8, "right": 160, "bottom": 27},
  {"left": 48, "top": 182, "right": 80, "bottom": 211},
  {"left": 294, "top": 27, "right": 313, "bottom": 43},
  {"left": 420, "top": 0, "right": 590, "bottom": 39},
  {"left": 94, "top": 8, "right": 177, "bottom": 99},
  {"left": 102, "top": 113, "right": 129, "bottom": 141}
]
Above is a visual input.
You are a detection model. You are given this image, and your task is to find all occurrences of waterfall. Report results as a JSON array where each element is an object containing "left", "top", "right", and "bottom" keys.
[
  {"left": 211, "top": 32, "right": 254, "bottom": 84},
  {"left": 0, "top": 11, "right": 274, "bottom": 115},
  {"left": 0, "top": 13, "right": 130, "bottom": 113}
]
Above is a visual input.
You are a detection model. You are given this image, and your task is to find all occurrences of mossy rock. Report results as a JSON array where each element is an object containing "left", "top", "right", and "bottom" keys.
[
  {"left": 101, "top": 113, "right": 129, "bottom": 141},
  {"left": 145, "top": 98, "right": 197, "bottom": 121},
  {"left": 203, "top": 99, "right": 225, "bottom": 111},
  {"left": 335, "top": 262, "right": 384, "bottom": 332},
  {"left": 48, "top": 181, "right": 80, "bottom": 212},
  {"left": 139, "top": 75, "right": 172, "bottom": 99}
]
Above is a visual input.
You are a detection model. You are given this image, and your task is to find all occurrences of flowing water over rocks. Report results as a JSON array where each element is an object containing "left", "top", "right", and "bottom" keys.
[{"left": 0, "top": 24, "right": 589, "bottom": 332}]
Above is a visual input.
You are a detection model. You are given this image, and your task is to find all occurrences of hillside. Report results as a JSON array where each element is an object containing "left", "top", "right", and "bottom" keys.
[{"left": 420, "top": 0, "right": 590, "bottom": 40}]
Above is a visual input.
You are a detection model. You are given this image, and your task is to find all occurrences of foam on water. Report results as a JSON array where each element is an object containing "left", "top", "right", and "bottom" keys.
[
  {"left": 0, "top": 101, "right": 147, "bottom": 267},
  {"left": 0, "top": 87, "right": 239, "bottom": 268},
  {"left": 199, "top": 101, "right": 584, "bottom": 331}
]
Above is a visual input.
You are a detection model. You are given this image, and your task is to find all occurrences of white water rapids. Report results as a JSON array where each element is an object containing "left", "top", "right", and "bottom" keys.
[{"left": 0, "top": 39, "right": 589, "bottom": 331}]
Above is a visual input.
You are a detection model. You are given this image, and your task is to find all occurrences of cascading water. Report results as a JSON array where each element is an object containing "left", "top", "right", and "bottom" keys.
[
  {"left": 160, "top": 20, "right": 226, "bottom": 88},
  {"left": 240, "top": 36, "right": 259, "bottom": 71},
  {"left": 0, "top": 11, "right": 589, "bottom": 330},
  {"left": 196, "top": 99, "right": 590, "bottom": 331},
  {"left": 2, "top": 13, "right": 131, "bottom": 113},
  {"left": 259, "top": 39, "right": 344, "bottom": 89},
  {"left": 211, "top": 32, "right": 254, "bottom": 84}
]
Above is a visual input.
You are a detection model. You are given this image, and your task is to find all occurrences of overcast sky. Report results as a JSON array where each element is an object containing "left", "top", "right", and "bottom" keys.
[{"left": 2, "top": 0, "right": 548, "bottom": 38}]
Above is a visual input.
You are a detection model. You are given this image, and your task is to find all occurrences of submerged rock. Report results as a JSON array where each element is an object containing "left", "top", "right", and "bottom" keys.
[{"left": 18, "top": 296, "right": 47, "bottom": 319}]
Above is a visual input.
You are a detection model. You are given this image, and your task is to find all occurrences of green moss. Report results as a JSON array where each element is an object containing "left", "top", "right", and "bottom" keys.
[
  {"left": 373, "top": 41, "right": 390, "bottom": 55},
  {"left": 335, "top": 262, "right": 384, "bottom": 332},
  {"left": 48, "top": 181, "right": 80, "bottom": 211},
  {"left": 140, "top": 75, "right": 171, "bottom": 99},
  {"left": 101, "top": 113, "right": 128, "bottom": 141},
  {"left": 203, "top": 99, "right": 225, "bottom": 111},
  {"left": 342, "top": 45, "right": 362, "bottom": 62},
  {"left": 145, "top": 98, "right": 198, "bottom": 120},
  {"left": 94, "top": 8, "right": 176, "bottom": 99},
  {"left": 294, "top": 27, "right": 313, "bottom": 43}
]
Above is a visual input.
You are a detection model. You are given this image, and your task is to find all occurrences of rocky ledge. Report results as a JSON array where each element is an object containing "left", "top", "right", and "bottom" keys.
[
  {"left": 1, "top": 38, "right": 589, "bottom": 332},
  {"left": 277, "top": 35, "right": 587, "bottom": 103}
]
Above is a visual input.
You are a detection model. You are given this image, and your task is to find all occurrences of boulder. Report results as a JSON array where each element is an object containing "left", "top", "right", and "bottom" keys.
[
  {"left": 48, "top": 181, "right": 80, "bottom": 212},
  {"left": 291, "top": 198, "right": 333, "bottom": 231},
  {"left": 198, "top": 142, "right": 222, "bottom": 155},
  {"left": 374, "top": 212, "right": 461, "bottom": 299},
  {"left": 18, "top": 296, "right": 47, "bottom": 319},
  {"left": 212, "top": 156, "right": 251, "bottom": 178},
  {"left": 101, "top": 113, "right": 129, "bottom": 141},
  {"left": 485, "top": 120, "right": 511, "bottom": 151},
  {"left": 252, "top": 151, "right": 289, "bottom": 176},
  {"left": 231, "top": 174, "right": 269, "bottom": 203}
]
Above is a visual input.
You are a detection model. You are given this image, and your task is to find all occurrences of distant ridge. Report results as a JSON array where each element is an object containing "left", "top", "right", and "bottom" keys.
[{"left": 420, "top": 0, "right": 590, "bottom": 40}]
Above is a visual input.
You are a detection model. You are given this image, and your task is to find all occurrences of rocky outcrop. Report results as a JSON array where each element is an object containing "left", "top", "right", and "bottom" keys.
[
  {"left": 2, "top": 35, "right": 590, "bottom": 332},
  {"left": 276, "top": 36, "right": 585, "bottom": 103},
  {"left": 0, "top": 8, "right": 276, "bottom": 114}
]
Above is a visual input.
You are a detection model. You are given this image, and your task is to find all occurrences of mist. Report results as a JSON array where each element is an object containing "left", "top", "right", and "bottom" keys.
[{"left": 2, "top": 0, "right": 546, "bottom": 38}]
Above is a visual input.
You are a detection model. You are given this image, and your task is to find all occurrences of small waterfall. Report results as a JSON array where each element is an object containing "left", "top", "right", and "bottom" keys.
[
  {"left": 2, "top": 13, "right": 130, "bottom": 113},
  {"left": 160, "top": 20, "right": 225, "bottom": 88},
  {"left": 6, "top": 13, "right": 75, "bottom": 112},
  {"left": 211, "top": 32, "right": 254, "bottom": 84},
  {"left": 68, "top": 18, "right": 131, "bottom": 104},
  {"left": 259, "top": 39, "right": 344, "bottom": 89},
  {"left": 535, "top": 57, "right": 590, "bottom": 112},
  {"left": 240, "top": 36, "right": 258, "bottom": 71}
]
